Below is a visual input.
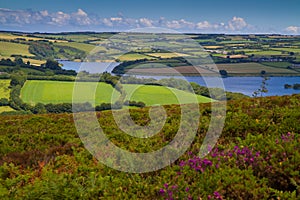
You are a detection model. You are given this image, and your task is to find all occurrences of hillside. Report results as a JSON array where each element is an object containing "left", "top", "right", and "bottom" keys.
[
  {"left": 20, "top": 80, "right": 213, "bottom": 106},
  {"left": 0, "top": 94, "right": 299, "bottom": 199}
]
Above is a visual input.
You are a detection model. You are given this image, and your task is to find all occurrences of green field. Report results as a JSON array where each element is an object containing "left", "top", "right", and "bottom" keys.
[
  {"left": 116, "top": 53, "right": 153, "bottom": 61},
  {"left": 0, "top": 106, "right": 14, "bottom": 113},
  {"left": 123, "top": 84, "right": 212, "bottom": 105},
  {"left": 21, "top": 80, "right": 212, "bottom": 106},
  {"left": 0, "top": 79, "right": 13, "bottom": 113},
  {"left": 217, "top": 63, "right": 298, "bottom": 74},
  {"left": 55, "top": 42, "right": 96, "bottom": 53},
  {"left": 246, "top": 50, "right": 286, "bottom": 56},
  {"left": 147, "top": 52, "right": 190, "bottom": 58},
  {"left": 0, "top": 79, "right": 10, "bottom": 99},
  {"left": 271, "top": 48, "right": 300, "bottom": 53},
  {"left": 0, "top": 41, "right": 34, "bottom": 57},
  {"left": 21, "top": 81, "right": 118, "bottom": 105}
]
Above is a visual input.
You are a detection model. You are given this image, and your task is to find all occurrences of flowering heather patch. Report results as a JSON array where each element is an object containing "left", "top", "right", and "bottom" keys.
[{"left": 158, "top": 132, "right": 299, "bottom": 199}]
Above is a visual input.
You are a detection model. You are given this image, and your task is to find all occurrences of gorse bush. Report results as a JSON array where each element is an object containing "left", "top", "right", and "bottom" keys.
[{"left": 0, "top": 94, "right": 299, "bottom": 199}]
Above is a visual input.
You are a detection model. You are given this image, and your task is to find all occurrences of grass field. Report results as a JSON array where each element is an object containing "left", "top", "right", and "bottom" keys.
[
  {"left": 246, "top": 50, "right": 286, "bottom": 56},
  {"left": 147, "top": 52, "right": 190, "bottom": 58},
  {"left": 21, "top": 81, "right": 118, "bottom": 105},
  {"left": 0, "top": 79, "right": 13, "bottom": 113},
  {"left": 21, "top": 80, "right": 212, "bottom": 106},
  {"left": 126, "top": 66, "right": 215, "bottom": 75},
  {"left": 123, "top": 84, "right": 212, "bottom": 105},
  {"left": 260, "top": 62, "right": 292, "bottom": 68},
  {"left": 55, "top": 42, "right": 96, "bottom": 53},
  {"left": 0, "top": 41, "right": 34, "bottom": 57},
  {"left": 116, "top": 53, "right": 153, "bottom": 61},
  {"left": 0, "top": 79, "right": 10, "bottom": 99},
  {"left": 0, "top": 33, "right": 68, "bottom": 43},
  {"left": 0, "top": 106, "right": 14, "bottom": 113},
  {"left": 270, "top": 48, "right": 300, "bottom": 53},
  {"left": 217, "top": 63, "right": 297, "bottom": 74}
]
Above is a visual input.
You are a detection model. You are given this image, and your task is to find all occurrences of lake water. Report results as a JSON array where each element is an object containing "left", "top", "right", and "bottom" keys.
[{"left": 60, "top": 61, "right": 300, "bottom": 97}]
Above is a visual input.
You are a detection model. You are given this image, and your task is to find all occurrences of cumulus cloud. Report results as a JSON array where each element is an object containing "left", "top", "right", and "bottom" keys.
[
  {"left": 138, "top": 18, "right": 153, "bottom": 27},
  {"left": 285, "top": 26, "right": 300, "bottom": 34},
  {"left": 0, "top": 8, "right": 255, "bottom": 33},
  {"left": 49, "top": 11, "right": 70, "bottom": 26},
  {"left": 227, "top": 16, "right": 248, "bottom": 31},
  {"left": 71, "top": 9, "right": 92, "bottom": 26}
]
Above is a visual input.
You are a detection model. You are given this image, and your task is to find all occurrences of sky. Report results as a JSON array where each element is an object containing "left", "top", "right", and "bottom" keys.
[{"left": 0, "top": 0, "right": 299, "bottom": 34}]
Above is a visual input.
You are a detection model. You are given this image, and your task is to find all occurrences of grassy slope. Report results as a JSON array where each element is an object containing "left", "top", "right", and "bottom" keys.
[
  {"left": 0, "top": 106, "right": 14, "bottom": 113},
  {"left": 0, "top": 79, "right": 10, "bottom": 99},
  {"left": 21, "top": 80, "right": 212, "bottom": 106},
  {"left": 0, "top": 41, "right": 34, "bottom": 57},
  {"left": 55, "top": 42, "right": 96, "bottom": 53},
  {"left": 0, "top": 79, "right": 14, "bottom": 113},
  {"left": 123, "top": 84, "right": 212, "bottom": 105},
  {"left": 21, "top": 81, "right": 118, "bottom": 105},
  {"left": 217, "top": 63, "right": 298, "bottom": 74}
]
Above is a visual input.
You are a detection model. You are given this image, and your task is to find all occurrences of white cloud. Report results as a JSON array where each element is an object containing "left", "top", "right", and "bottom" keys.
[
  {"left": 165, "top": 19, "right": 195, "bottom": 29},
  {"left": 227, "top": 16, "right": 247, "bottom": 31},
  {"left": 285, "top": 26, "right": 300, "bottom": 34},
  {"left": 49, "top": 11, "right": 70, "bottom": 26},
  {"left": 196, "top": 21, "right": 211, "bottom": 29},
  {"left": 71, "top": 9, "right": 92, "bottom": 26},
  {"left": 0, "top": 8, "right": 257, "bottom": 33},
  {"left": 138, "top": 18, "right": 153, "bottom": 27}
]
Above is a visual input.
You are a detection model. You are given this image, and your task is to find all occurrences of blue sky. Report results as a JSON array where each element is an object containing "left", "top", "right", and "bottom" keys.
[{"left": 0, "top": 0, "right": 299, "bottom": 34}]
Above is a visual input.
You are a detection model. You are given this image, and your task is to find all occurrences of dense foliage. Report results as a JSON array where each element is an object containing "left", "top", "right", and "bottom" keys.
[{"left": 0, "top": 94, "right": 299, "bottom": 199}]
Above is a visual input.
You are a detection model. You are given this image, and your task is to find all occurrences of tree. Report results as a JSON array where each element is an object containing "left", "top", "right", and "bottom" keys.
[
  {"left": 32, "top": 103, "right": 47, "bottom": 114},
  {"left": 219, "top": 70, "right": 228, "bottom": 77},
  {"left": 0, "top": 98, "right": 9, "bottom": 106},
  {"left": 45, "top": 60, "right": 61, "bottom": 70},
  {"left": 10, "top": 72, "right": 27, "bottom": 87},
  {"left": 14, "top": 57, "right": 24, "bottom": 65},
  {"left": 252, "top": 75, "right": 269, "bottom": 97}
]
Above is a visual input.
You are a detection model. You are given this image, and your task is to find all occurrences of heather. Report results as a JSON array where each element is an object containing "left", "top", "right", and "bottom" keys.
[{"left": 0, "top": 94, "right": 299, "bottom": 199}]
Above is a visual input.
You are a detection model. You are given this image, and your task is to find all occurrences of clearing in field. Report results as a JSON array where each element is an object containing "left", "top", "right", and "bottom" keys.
[
  {"left": 21, "top": 80, "right": 212, "bottom": 106},
  {"left": 0, "top": 41, "right": 34, "bottom": 57}
]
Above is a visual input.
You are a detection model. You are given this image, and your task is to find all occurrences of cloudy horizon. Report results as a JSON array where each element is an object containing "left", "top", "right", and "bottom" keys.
[{"left": 0, "top": 0, "right": 299, "bottom": 34}]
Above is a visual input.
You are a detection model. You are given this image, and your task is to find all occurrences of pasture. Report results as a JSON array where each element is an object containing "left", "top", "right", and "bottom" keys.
[
  {"left": 246, "top": 50, "right": 286, "bottom": 56},
  {"left": 116, "top": 53, "right": 153, "bottom": 61},
  {"left": 0, "top": 33, "right": 68, "bottom": 43},
  {"left": 217, "top": 63, "right": 297, "bottom": 74},
  {"left": 147, "top": 52, "right": 190, "bottom": 58},
  {"left": 0, "top": 79, "right": 10, "bottom": 99},
  {"left": 21, "top": 81, "right": 118, "bottom": 105},
  {"left": 0, "top": 41, "right": 34, "bottom": 57},
  {"left": 21, "top": 80, "right": 212, "bottom": 106},
  {"left": 55, "top": 42, "right": 96, "bottom": 53},
  {"left": 123, "top": 84, "right": 212, "bottom": 105},
  {"left": 0, "top": 106, "right": 14, "bottom": 113}
]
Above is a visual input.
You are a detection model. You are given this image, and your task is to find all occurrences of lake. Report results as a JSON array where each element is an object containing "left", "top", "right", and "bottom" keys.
[{"left": 60, "top": 61, "right": 300, "bottom": 97}]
